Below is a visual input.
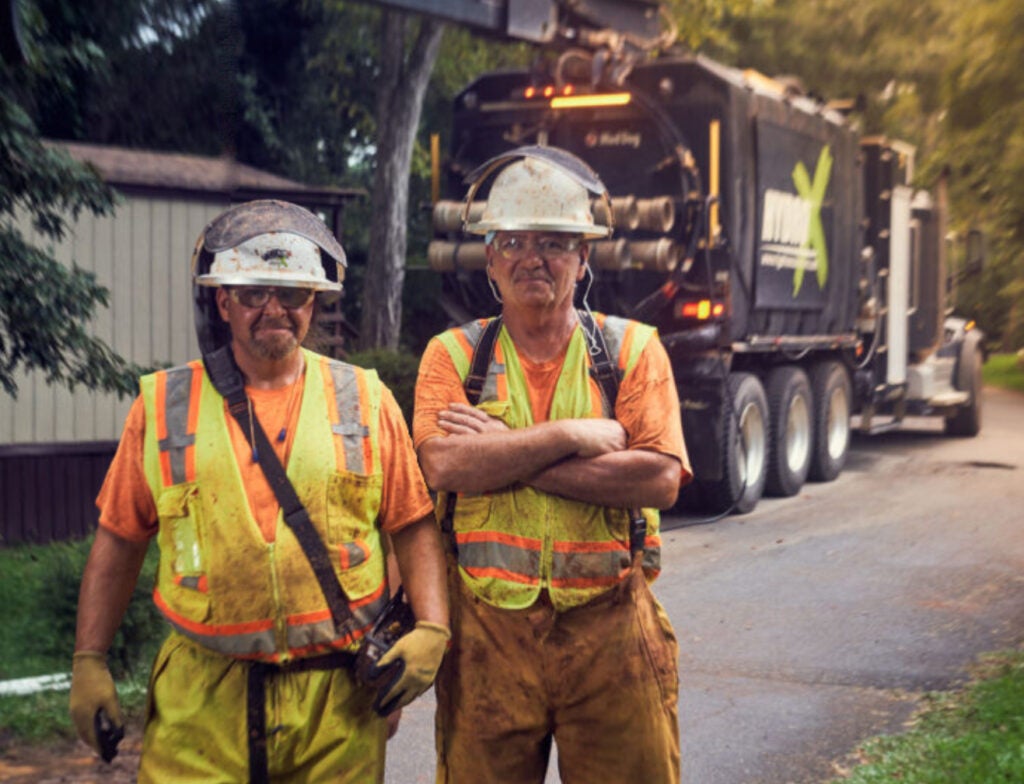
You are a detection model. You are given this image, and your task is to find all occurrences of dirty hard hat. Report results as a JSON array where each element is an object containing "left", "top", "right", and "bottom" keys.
[
  {"left": 463, "top": 145, "right": 612, "bottom": 239},
  {"left": 191, "top": 200, "right": 346, "bottom": 354},
  {"left": 192, "top": 200, "right": 346, "bottom": 291}
]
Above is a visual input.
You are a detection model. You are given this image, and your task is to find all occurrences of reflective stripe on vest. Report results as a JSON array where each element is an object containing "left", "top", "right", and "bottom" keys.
[
  {"left": 140, "top": 349, "right": 388, "bottom": 662},
  {"left": 435, "top": 314, "right": 663, "bottom": 611}
]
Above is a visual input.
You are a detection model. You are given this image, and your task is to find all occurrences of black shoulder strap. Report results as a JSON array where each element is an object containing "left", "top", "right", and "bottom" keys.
[
  {"left": 465, "top": 317, "right": 502, "bottom": 406},
  {"left": 203, "top": 346, "right": 354, "bottom": 630},
  {"left": 440, "top": 317, "right": 501, "bottom": 552},
  {"left": 577, "top": 310, "right": 647, "bottom": 558},
  {"left": 578, "top": 309, "right": 621, "bottom": 413}
]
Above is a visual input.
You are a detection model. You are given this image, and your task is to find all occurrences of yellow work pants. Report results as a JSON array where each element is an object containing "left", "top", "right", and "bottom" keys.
[
  {"left": 435, "top": 565, "right": 680, "bottom": 783},
  {"left": 138, "top": 632, "right": 386, "bottom": 783}
]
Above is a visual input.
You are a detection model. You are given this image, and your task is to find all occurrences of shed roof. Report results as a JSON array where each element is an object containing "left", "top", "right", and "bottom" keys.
[{"left": 48, "top": 140, "right": 364, "bottom": 206}]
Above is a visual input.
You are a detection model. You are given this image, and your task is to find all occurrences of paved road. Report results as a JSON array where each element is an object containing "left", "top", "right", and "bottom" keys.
[{"left": 385, "top": 386, "right": 1024, "bottom": 784}]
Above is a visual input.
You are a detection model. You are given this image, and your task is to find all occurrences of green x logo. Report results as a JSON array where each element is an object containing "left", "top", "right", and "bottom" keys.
[{"left": 790, "top": 146, "right": 832, "bottom": 296}]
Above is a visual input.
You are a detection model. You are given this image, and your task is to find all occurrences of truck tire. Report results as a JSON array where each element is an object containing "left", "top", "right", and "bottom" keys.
[
  {"left": 702, "top": 372, "right": 769, "bottom": 515},
  {"left": 945, "top": 341, "right": 982, "bottom": 437},
  {"left": 808, "top": 361, "right": 852, "bottom": 482},
  {"left": 765, "top": 366, "right": 813, "bottom": 497}
]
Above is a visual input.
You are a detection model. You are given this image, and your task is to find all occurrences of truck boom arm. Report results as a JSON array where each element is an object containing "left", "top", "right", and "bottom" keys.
[{"left": 362, "top": 0, "right": 664, "bottom": 47}]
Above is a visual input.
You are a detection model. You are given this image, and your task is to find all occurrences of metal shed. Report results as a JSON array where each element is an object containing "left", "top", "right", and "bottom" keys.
[{"left": 0, "top": 141, "right": 363, "bottom": 544}]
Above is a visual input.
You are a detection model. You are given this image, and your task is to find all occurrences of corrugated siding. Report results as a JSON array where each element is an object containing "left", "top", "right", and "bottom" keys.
[{"left": 1, "top": 196, "right": 223, "bottom": 444}]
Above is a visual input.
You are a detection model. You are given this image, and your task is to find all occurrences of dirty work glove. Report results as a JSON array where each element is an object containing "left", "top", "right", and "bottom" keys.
[
  {"left": 371, "top": 622, "right": 450, "bottom": 716},
  {"left": 69, "top": 651, "right": 123, "bottom": 758}
]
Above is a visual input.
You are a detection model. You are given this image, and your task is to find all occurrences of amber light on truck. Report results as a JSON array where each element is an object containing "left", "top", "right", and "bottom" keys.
[
  {"left": 550, "top": 92, "right": 632, "bottom": 109},
  {"left": 676, "top": 300, "right": 724, "bottom": 320}
]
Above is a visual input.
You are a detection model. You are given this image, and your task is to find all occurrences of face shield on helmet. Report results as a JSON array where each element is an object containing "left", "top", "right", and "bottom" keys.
[
  {"left": 462, "top": 145, "right": 612, "bottom": 239},
  {"left": 191, "top": 199, "right": 347, "bottom": 354}
]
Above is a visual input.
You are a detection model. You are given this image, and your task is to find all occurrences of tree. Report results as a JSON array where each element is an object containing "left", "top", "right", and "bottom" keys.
[
  {"left": 357, "top": 9, "right": 444, "bottom": 349},
  {"left": 0, "top": 3, "right": 141, "bottom": 397}
]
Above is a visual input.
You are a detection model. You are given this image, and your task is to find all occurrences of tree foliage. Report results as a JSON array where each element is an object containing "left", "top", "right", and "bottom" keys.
[
  {"left": 0, "top": 3, "right": 142, "bottom": 397},
  {"left": 692, "top": 0, "right": 1024, "bottom": 348}
]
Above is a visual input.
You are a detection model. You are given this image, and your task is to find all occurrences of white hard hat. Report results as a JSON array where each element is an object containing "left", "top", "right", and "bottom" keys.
[
  {"left": 463, "top": 147, "right": 611, "bottom": 239},
  {"left": 195, "top": 232, "right": 341, "bottom": 291}
]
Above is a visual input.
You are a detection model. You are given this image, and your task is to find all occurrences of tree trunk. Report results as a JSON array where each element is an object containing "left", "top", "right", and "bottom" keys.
[{"left": 359, "top": 11, "right": 444, "bottom": 350}]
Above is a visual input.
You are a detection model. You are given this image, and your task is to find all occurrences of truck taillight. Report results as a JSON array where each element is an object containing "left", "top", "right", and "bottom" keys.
[
  {"left": 523, "top": 85, "right": 575, "bottom": 100},
  {"left": 677, "top": 300, "right": 724, "bottom": 320}
]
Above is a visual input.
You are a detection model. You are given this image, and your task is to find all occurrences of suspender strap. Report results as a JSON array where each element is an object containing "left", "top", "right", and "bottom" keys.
[
  {"left": 578, "top": 309, "right": 620, "bottom": 412},
  {"left": 577, "top": 310, "right": 647, "bottom": 558},
  {"left": 440, "top": 317, "right": 503, "bottom": 553},
  {"left": 203, "top": 347, "right": 355, "bottom": 631}
]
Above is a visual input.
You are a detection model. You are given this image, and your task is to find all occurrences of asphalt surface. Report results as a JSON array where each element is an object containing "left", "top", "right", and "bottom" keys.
[{"left": 385, "top": 386, "right": 1024, "bottom": 783}]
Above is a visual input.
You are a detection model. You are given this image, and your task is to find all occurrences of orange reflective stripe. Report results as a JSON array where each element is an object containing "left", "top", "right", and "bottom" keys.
[
  {"left": 551, "top": 539, "right": 624, "bottom": 553},
  {"left": 549, "top": 572, "right": 627, "bottom": 589},
  {"left": 462, "top": 565, "right": 540, "bottom": 585},
  {"left": 184, "top": 361, "right": 203, "bottom": 483},
  {"left": 154, "top": 371, "right": 173, "bottom": 487},
  {"left": 457, "top": 529, "right": 542, "bottom": 550},
  {"left": 356, "top": 369, "right": 374, "bottom": 474}
]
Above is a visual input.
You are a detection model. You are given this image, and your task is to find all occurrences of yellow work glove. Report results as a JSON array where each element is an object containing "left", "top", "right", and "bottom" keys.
[
  {"left": 372, "top": 621, "right": 450, "bottom": 716},
  {"left": 69, "top": 651, "right": 124, "bottom": 759}
]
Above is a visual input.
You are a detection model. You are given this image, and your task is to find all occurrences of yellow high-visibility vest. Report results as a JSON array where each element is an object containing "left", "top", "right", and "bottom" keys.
[
  {"left": 140, "top": 349, "right": 388, "bottom": 662},
  {"left": 435, "top": 315, "right": 662, "bottom": 611}
]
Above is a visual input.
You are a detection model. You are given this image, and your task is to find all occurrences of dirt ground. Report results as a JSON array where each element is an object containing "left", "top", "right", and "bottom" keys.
[{"left": 0, "top": 731, "right": 142, "bottom": 784}]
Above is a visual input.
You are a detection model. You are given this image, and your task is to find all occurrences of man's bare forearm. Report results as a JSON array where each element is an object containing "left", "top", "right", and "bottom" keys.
[
  {"left": 390, "top": 516, "right": 449, "bottom": 629},
  {"left": 74, "top": 527, "right": 150, "bottom": 653},
  {"left": 419, "top": 420, "right": 582, "bottom": 494},
  {"left": 420, "top": 405, "right": 628, "bottom": 494},
  {"left": 527, "top": 450, "right": 682, "bottom": 509}
]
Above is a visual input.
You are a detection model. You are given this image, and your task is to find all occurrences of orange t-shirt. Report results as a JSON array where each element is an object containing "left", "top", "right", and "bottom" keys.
[
  {"left": 413, "top": 326, "right": 692, "bottom": 479},
  {"left": 98, "top": 374, "right": 433, "bottom": 543}
]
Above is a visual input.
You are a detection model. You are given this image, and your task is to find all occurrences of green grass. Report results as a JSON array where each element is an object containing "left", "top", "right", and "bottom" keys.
[
  {"left": 0, "top": 537, "right": 165, "bottom": 745},
  {"left": 983, "top": 353, "right": 1024, "bottom": 393},
  {"left": 831, "top": 649, "right": 1024, "bottom": 783}
]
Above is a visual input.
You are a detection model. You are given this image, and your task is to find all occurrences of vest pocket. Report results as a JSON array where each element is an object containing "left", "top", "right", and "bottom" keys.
[
  {"left": 326, "top": 471, "right": 383, "bottom": 542},
  {"left": 325, "top": 471, "right": 385, "bottom": 601},
  {"left": 451, "top": 492, "right": 493, "bottom": 532},
  {"left": 156, "top": 483, "right": 211, "bottom": 621}
]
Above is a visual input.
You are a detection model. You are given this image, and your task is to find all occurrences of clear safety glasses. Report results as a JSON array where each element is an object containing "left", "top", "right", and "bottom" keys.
[{"left": 491, "top": 233, "right": 583, "bottom": 262}]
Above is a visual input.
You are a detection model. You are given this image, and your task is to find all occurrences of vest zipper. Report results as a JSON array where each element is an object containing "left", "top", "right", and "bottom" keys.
[{"left": 267, "top": 542, "right": 288, "bottom": 655}]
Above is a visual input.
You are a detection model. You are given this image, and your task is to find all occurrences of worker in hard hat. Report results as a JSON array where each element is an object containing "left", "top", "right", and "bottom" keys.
[
  {"left": 413, "top": 147, "right": 692, "bottom": 783},
  {"left": 69, "top": 200, "right": 449, "bottom": 783}
]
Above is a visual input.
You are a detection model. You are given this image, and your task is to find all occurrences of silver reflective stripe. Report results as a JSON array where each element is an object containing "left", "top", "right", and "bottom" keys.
[
  {"left": 550, "top": 546, "right": 631, "bottom": 587},
  {"left": 168, "top": 621, "right": 278, "bottom": 658},
  {"left": 329, "top": 363, "right": 369, "bottom": 473},
  {"left": 457, "top": 536, "right": 542, "bottom": 583},
  {"left": 600, "top": 315, "right": 628, "bottom": 368},
  {"left": 158, "top": 366, "right": 196, "bottom": 486},
  {"left": 287, "top": 590, "right": 388, "bottom": 651},
  {"left": 339, "top": 541, "right": 368, "bottom": 569}
]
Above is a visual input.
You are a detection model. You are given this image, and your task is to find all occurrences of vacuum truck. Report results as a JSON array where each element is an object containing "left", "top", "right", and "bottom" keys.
[{"left": 382, "top": 0, "right": 986, "bottom": 514}]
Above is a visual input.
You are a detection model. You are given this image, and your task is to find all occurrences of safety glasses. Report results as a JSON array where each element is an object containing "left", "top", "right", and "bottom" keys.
[
  {"left": 227, "top": 286, "right": 315, "bottom": 310},
  {"left": 491, "top": 233, "right": 583, "bottom": 262}
]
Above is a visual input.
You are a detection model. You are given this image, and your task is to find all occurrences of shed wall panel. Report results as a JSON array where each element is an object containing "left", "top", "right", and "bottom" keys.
[{"left": 2, "top": 195, "right": 220, "bottom": 446}]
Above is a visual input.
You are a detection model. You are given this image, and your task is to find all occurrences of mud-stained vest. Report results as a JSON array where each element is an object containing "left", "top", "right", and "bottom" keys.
[
  {"left": 435, "top": 314, "right": 664, "bottom": 612},
  {"left": 140, "top": 348, "right": 389, "bottom": 663}
]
